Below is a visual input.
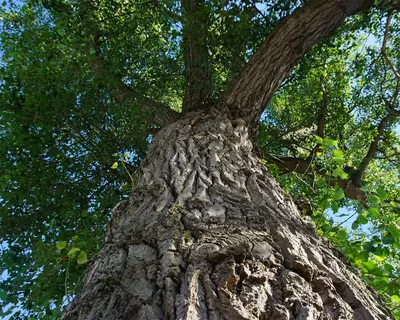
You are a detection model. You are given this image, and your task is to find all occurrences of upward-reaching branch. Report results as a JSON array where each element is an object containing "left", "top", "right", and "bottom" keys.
[
  {"left": 181, "top": 0, "right": 213, "bottom": 112},
  {"left": 352, "top": 107, "right": 400, "bottom": 186},
  {"left": 221, "top": 0, "right": 400, "bottom": 128}
]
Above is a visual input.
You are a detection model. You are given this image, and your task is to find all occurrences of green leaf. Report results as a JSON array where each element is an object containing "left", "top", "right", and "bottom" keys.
[
  {"left": 333, "top": 167, "right": 348, "bottom": 180},
  {"left": 332, "top": 149, "right": 345, "bottom": 164},
  {"left": 0, "top": 290, "right": 8, "bottom": 301},
  {"left": 56, "top": 241, "right": 67, "bottom": 250},
  {"left": 77, "top": 251, "right": 88, "bottom": 264},
  {"left": 357, "top": 214, "right": 368, "bottom": 225},
  {"left": 67, "top": 247, "right": 80, "bottom": 258},
  {"left": 56, "top": 28, "right": 64, "bottom": 36},
  {"left": 375, "top": 255, "right": 385, "bottom": 262},
  {"left": 333, "top": 149, "right": 344, "bottom": 158},
  {"left": 376, "top": 187, "right": 388, "bottom": 201},
  {"left": 111, "top": 162, "right": 118, "bottom": 169},
  {"left": 316, "top": 178, "right": 326, "bottom": 187},
  {"left": 123, "top": 153, "right": 130, "bottom": 158},
  {"left": 388, "top": 225, "right": 399, "bottom": 237},
  {"left": 331, "top": 201, "right": 339, "bottom": 213},
  {"left": 368, "top": 207, "right": 380, "bottom": 218},
  {"left": 337, "top": 229, "right": 348, "bottom": 240},
  {"left": 362, "top": 261, "right": 377, "bottom": 272},
  {"left": 368, "top": 195, "right": 380, "bottom": 204},
  {"left": 315, "top": 136, "right": 323, "bottom": 144},
  {"left": 332, "top": 188, "right": 345, "bottom": 201},
  {"left": 392, "top": 295, "right": 400, "bottom": 303},
  {"left": 390, "top": 201, "right": 400, "bottom": 208},
  {"left": 323, "top": 138, "right": 338, "bottom": 147}
]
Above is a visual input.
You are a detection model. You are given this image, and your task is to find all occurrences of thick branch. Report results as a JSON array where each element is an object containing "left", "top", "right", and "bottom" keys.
[
  {"left": 87, "top": 34, "right": 180, "bottom": 127},
  {"left": 267, "top": 156, "right": 368, "bottom": 202},
  {"left": 221, "top": 0, "right": 399, "bottom": 126},
  {"left": 352, "top": 108, "right": 400, "bottom": 186},
  {"left": 181, "top": 0, "right": 212, "bottom": 112},
  {"left": 109, "top": 85, "right": 181, "bottom": 126}
]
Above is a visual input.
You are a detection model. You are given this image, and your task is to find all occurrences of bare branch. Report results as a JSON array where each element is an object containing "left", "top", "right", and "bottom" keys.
[
  {"left": 250, "top": 0, "right": 268, "bottom": 21},
  {"left": 311, "top": 73, "right": 328, "bottom": 158}
]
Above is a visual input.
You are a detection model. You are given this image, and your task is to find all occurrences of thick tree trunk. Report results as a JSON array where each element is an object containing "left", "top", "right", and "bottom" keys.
[{"left": 62, "top": 108, "right": 393, "bottom": 319}]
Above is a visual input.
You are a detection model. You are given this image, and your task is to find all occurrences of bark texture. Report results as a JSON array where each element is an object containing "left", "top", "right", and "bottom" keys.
[{"left": 62, "top": 109, "right": 393, "bottom": 320}]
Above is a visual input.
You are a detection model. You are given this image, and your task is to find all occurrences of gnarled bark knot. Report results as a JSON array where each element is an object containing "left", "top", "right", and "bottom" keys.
[{"left": 62, "top": 108, "right": 393, "bottom": 320}]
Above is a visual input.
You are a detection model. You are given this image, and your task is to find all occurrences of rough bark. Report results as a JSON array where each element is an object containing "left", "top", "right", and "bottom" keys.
[{"left": 62, "top": 109, "right": 393, "bottom": 320}]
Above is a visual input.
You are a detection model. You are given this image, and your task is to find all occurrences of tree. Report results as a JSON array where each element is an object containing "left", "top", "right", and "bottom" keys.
[{"left": 1, "top": 0, "right": 400, "bottom": 319}]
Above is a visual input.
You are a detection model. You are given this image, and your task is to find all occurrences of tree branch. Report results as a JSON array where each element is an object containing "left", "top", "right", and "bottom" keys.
[
  {"left": 310, "top": 72, "right": 328, "bottom": 158},
  {"left": 381, "top": 11, "right": 400, "bottom": 82},
  {"left": 181, "top": 0, "right": 213, "bottom": 112},
  {"left": 266, "top": 156, "right": 367, "bottom": 202},
  {"left": 352, "top": 107, "right": 400, "bottom": 186},
  {"left": 221, "top": 0, "right": 400, "bottom": 128},
  {"left": 87, "top": 33, "right": 180, "bottom": 127}
]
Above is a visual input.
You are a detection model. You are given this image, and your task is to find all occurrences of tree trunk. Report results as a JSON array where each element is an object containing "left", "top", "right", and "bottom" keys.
[{"left": 62, "top": 107, "right": 393, "bottom": 319}]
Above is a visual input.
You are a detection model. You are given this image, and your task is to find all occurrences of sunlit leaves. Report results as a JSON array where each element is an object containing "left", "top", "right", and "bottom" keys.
[
  {"left": 323, "top": 138, "right": 338, "bottom": 147},
  {"left": 77, "top": 251, "right": 88, "bottom": 265},
  {"left": 56, "top": 241, "right": 67, "bottom": 250},
  {"left": 333, "top": 167, "right": 348, "bottom": 179},
  {"left": 67, "top": 247, "right": 80, "bottom": 258}
]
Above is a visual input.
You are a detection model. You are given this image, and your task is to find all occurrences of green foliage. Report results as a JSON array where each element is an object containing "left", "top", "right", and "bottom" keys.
[{"left": 0, "top": 0, "right": 399, "bottom": 318}]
